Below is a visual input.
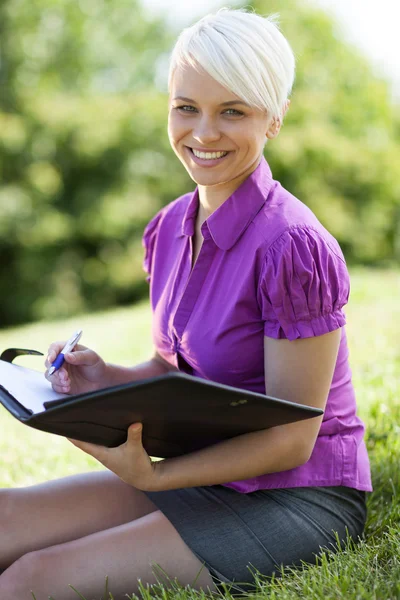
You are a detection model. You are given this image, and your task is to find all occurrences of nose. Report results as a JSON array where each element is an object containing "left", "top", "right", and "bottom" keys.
[{"left": 192, "top": 116, "right": 221, "bottom": 145}]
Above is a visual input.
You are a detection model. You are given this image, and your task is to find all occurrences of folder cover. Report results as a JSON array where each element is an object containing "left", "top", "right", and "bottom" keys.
[{"left": 0, "top": 348, "right": 323, "bottom": 458}]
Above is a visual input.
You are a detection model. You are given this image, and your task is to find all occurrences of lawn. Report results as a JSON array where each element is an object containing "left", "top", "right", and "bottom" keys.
[{"left": 0, "top": 266, "right": 399, "bottom": 599}]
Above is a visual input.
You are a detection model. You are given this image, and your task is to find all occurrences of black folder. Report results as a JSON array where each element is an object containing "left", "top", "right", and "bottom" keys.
[{"left": 0, "top": 348, "right": 323, "bottom": 458}]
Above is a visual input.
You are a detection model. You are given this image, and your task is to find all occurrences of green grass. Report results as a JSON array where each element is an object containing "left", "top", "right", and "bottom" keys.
[{"left": 1, "top": 266, "right": 399, "bottom": 599}]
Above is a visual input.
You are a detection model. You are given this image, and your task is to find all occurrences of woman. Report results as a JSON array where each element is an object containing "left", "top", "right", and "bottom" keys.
[{"left": 0, "top": 8, "right": 372, "bottom": 598}]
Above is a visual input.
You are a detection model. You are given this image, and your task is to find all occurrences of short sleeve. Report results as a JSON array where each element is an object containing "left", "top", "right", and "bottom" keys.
[
  {"left": 142, "top": 209, "right": 164, "bottom": 283},
  {"left": 258, "top": 227, "right": 350, "bottom": 340}
]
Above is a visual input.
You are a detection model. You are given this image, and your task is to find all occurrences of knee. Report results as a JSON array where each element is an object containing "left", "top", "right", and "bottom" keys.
[
  {"left": 0, "top": 489, "right": 17, "bottom": 566},
  {"left": 0, "top": 550, "right": 53, "bottom": 598},
  {"left": 0, "top": 488, "right": 14, "bottom": 523}
]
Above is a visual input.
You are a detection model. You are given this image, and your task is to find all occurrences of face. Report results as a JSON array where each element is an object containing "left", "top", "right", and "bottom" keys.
[{"left": 168, "top": 64, "right": 276, "bottom": 188}]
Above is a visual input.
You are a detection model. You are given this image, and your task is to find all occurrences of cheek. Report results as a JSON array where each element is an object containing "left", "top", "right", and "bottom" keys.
[
  {"left": 235, "top": 122, "right": 263, "bottom": 142},
  {"left": 167, "top": 115, "right": 174, "bottom": 140},
  {"left": 167, "top": 125, "right": 175, "bottom": 148},
  {"left": 168, "top": 113, "right": 185, "bottom": 143}
]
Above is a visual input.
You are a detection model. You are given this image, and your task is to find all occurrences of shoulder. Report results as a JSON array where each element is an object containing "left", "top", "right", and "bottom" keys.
[
  {"left": 142, "top": 192, "right": 193, "bottom": 280},
  {"left": 254, "top": 181, "right": 344, "bottom": 260},
  {"left": 144, "top": 192, "right": 192, "bottom": 234},
  {"left": 256, "top": 185, "right": 350, "bottom": 340}
]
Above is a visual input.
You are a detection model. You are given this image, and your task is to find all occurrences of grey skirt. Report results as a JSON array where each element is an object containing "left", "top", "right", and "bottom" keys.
[{"left": 144, "top": 484, "right": 367, "bottom": 592}]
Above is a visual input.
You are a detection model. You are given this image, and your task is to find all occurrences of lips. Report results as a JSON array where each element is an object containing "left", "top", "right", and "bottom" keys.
[
  {"left": 185, "top": 146, "right": 231, "bottom": 168},
  {"left": 188, "top": 147, "right": 230, "bottom": 155}
]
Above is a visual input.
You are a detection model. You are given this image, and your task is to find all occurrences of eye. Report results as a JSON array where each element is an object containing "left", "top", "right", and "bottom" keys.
[
  {"left": 224, "top": 108, "right": 244, "bottom": 116},
  {"left": 174, "top": 105, "right": 197, "bottom": 113},
  {"left": 173, "top": 105, "right": 244, "bottom": 116}
]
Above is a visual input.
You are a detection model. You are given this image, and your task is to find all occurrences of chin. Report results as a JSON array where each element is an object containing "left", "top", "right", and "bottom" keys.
[{"left": 188, "top": 171, "right": 228, "bottom": 187}]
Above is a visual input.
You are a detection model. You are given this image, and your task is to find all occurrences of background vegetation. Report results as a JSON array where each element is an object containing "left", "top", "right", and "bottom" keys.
[
  {"left": 0, "top": 0, "right": 399, "bottom": 327},
  {"left": 1, "top": 1, "right": 399, "bottom": 595}
]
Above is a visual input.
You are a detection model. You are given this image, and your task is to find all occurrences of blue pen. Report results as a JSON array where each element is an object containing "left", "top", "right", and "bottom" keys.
[{"left": 48, "top": 329, "right": 83, "bottom": 376}]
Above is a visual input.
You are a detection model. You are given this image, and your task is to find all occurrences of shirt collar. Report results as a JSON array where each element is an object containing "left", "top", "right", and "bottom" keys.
[{"left": 181, "top": 155, "right": 274, "bottom": 250}]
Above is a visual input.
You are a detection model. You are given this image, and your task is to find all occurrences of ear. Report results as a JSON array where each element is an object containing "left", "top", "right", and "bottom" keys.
[
  {"left": 266, "top": 118, "right": 281, "bottom": 140},
  {"left": 283, "top": 99, "right": 290, "bottom": 115},
  {"left": 266, "top": 100, "right": 291, "bottom": 140}
]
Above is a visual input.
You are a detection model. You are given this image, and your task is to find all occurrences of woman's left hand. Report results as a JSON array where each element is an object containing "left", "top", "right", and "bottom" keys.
[{"left": 68, "top": 423, "right": 160, "bottom": 491}]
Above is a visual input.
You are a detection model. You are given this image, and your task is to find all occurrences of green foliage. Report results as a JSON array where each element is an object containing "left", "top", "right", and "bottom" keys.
[
  {"left": 251, "top": 0, "right": 400, "bottom": 262},
  {"left": 0, "top": 0, "right": 399, "bottom": 326},
  {"left": 0, "top": 0, "right": 192, "bottom": 325}
]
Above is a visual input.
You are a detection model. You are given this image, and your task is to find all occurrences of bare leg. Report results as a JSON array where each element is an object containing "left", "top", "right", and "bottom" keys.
[
  {"left": 0, "top": 510, "right": 216, "bottom": 599},
  {"left": 0, "top": 470, "right": 158, "bottom": 569}
]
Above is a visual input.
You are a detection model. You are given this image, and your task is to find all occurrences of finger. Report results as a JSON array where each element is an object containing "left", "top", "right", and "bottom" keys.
[
  {"left": 64, "top": 349, "right": 98, "bottom": 367},
  {"left": 126, "top": 423, "right": 143, "bottom": 446},
  {"left": 45, "top": 366, "right": 69, "bottom": 384},
  {"left": 44, "top": 365, "right": 72, "bottom": 394},
  {"left": 45, "top": 341, "right": 66, "bottom": 368},
  {"left": 50, "top": 382, "right": 72, "bottom": 394},
  {"left": 45, "top": 343, "right": 87, "bottom": 368},
  {"left": 58, "top": 367, "right": 69, "bottom": 382},
  {"left": 68, "top": 438, "right": 108, "bottom": 461}
]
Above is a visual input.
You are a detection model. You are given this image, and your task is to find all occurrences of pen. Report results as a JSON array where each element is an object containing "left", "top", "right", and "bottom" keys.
[{"left": 48, "top": 329, "right": 83, "bottom": 376}]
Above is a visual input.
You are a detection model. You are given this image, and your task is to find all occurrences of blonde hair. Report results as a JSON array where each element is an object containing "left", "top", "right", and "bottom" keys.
[{"left": 168, "top": 7, "right": 296, "bottom": 121}]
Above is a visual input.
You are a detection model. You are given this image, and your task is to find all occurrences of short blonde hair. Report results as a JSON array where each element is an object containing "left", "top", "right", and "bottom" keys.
[{"left": 168, "top": 7, "right": 296, "bottom": 121}]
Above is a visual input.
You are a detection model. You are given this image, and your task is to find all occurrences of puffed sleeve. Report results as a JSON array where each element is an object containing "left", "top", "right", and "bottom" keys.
[
  {"left": 142, "top": 209, "right": 164, "bottom": 283},
  {"left": 257, "top": 226, "right": 350, "bottom": 340}
]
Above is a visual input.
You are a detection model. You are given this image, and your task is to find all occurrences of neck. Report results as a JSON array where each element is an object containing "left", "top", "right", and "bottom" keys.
[{"left": 197, "top": 155, "right": 262, "bottom": 219}]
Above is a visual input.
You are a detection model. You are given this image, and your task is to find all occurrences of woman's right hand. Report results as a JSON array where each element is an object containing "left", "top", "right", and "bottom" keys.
[{"left": 45, "top": 342, "right": 108, "bottom": 395}]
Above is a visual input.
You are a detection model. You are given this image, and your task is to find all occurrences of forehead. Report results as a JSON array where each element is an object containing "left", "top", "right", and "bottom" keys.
[{"left": 170, "top": 63, "right": 244, "bottom": 104}]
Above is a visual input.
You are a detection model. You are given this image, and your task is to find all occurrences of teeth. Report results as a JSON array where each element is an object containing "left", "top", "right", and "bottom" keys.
[{"left": 192, "top": 149, "right": 228, "bottom": 160}]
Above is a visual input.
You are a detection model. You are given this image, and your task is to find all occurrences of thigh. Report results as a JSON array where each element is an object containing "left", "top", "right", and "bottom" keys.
[
  {"left": 144, "top": 484, "right": 367, "bottom": 591},
  {"left": 246, "top": 485, "right": 367, "bottom": 577},
  {"left": 0, "top": 470, "right": 157, "bottom": 569},
  {"left": 0, "top": 510, "right": 216, "bottom": 600}
]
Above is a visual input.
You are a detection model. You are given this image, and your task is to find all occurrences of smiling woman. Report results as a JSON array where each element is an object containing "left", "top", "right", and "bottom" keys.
[
  {"left": 167, "top": 9, "right": 293, "bottom": 212},
  {"left": 167, "top": 66, "right": 290, "bottom": 214},
  {"left": 0, "top": 7, "right": 372, "bottom": 600}
]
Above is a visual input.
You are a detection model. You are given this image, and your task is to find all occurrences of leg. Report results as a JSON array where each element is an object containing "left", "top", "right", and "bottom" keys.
[
  {"left": 0, "top": 470, "right": 158, "bottom": 570},
  {"left": 0, "top": 510, "right": 216, "bottom": 599}
]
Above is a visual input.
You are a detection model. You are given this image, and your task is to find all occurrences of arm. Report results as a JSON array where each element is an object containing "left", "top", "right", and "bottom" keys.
[
  {"left": 104, "top": 350, "right": 178, "bottom": 387},
  {"left": 67, "top": 329, "right": 341, "bottom": 492},
  {"left": 148, "top": 328, "right": 341, "bottom": 491},
  {"left": 45, "top": 344, "right": 178, "bottom": 396}
]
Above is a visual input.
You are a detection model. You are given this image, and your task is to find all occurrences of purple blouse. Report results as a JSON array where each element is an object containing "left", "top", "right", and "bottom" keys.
[{"left": 142, "top": 156, "right": 372, "bottom": 493}]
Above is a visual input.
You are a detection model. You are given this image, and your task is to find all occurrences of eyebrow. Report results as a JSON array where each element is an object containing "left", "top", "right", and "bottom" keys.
[{"left": 172, "top": 96, "right": 250, "bottom": 108}]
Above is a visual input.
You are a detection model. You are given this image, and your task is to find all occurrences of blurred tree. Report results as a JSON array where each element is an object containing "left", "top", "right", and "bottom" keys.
[
  {"left": 251, "top": 0, "right": 400, "bottom": 262},
  {"left": 0, "top": 0, "right": 188, "bottom": 324},
  {"left": 0, "top": 0, "right": 399, "bottom": 326}
]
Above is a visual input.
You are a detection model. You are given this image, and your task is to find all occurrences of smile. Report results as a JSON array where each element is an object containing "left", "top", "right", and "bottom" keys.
[
  {"left": 186, "top": 147, "right": 231, "bottom": 167},
  {"left": 191, "top": 149, "right": 228, "bottom": 160}
]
